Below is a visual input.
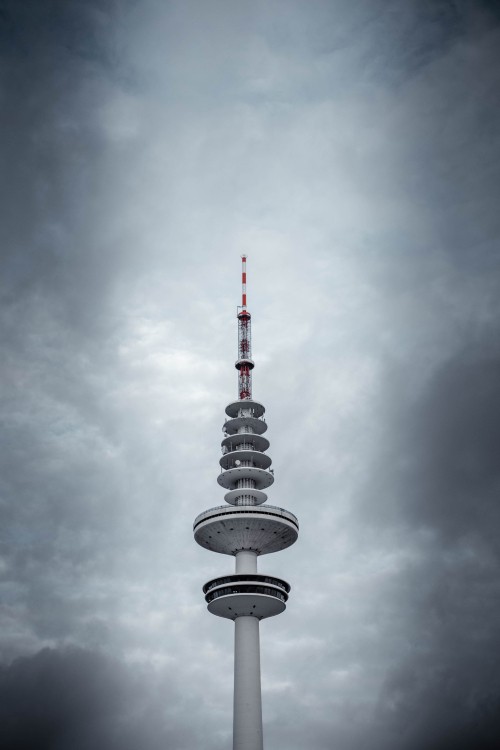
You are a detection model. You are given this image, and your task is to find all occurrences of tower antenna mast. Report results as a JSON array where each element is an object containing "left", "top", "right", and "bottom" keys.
[
  {"left": 236, "top": 255, "right": 254, "bottom": 400},
  {"left": 242, "top": 253, "right": 247, "bottom": 309}
]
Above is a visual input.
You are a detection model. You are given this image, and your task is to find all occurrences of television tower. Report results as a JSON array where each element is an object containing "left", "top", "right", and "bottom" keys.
[{"left": 193, "top": 256, "right": 299, "bottom": 750}]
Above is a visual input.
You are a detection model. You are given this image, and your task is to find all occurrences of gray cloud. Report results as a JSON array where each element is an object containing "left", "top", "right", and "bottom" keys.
[
  {"left": 0, "top": 647, "right": 202, "bottom": 750},
  {"left": 401, "top": 345, "right": 500, "bottom": 543},
  {"left": 1, "top": 1, "right": 500, "bottom": 748},
  {"left": 361, "top": 345, "right": 500, "bottom": 749}
]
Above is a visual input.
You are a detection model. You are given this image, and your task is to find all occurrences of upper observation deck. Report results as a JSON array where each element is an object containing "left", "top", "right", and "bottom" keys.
[
  {"left": 223, "top": 415, "right": 268, "bottom": 436},
  {"left": 219, "top": 449, "right": 272, "bottom": 472},
  {"left": 225, "top": 400, "right": 266, "bottom": 419},
  {"left": 221, "top": 433, "right": 270, "bottom": 453}
]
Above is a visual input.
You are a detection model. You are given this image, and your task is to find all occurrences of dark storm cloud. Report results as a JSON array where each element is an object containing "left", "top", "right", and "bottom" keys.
[
  {"left": 2, "top": 1, "right": 500, "bottom": 749},
  {"left": 376, "top": 658, "right": 500, "bottom": 750},
  {"left": 0, "top": 648, "right": 128, "bottom": 749},
  {"left": 401, "top": 344, "right": 500, "bottom": 545},
  {"left": 359, "top": 0, "right": 500, "bottom": 83},
  {"left": 355, "top": 342, "right": 500, "bottom": 750},
  {"left": 0, "top": 0, "right": 169, "bottom": 657},
  {"left": 275, "top": 3, "right": 500, "bottom": 744},
  {"left": 0, "top": 647, "right": 199, "bottom": 750},
  {"left": 0, "top": 0, "right": 130, "bottom": 330}
]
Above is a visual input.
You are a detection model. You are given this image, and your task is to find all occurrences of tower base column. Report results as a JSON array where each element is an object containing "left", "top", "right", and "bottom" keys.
[{"left": 233, "top": 615, "right": 263, "bottom": 750}]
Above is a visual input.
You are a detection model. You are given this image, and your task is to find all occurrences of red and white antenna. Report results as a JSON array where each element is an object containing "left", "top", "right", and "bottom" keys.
[
  {"left": 236, "top": 255, "right": 254, "bottom": 400},
  {"left": 241, "top": 255, "right": 247, "bottom": 310}
]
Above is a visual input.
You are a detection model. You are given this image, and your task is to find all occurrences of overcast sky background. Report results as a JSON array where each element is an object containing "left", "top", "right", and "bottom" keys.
[{"left": 1, "top": 1, "right": 500, "bottom": 748}]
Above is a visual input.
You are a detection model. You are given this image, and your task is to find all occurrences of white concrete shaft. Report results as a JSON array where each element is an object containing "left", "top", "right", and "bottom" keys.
[
  {"left": 233, "top": 615, "right": 263, "bottom": 750},
  {"left": 235, "top": 550, "right": 258, "bottom": 574}
]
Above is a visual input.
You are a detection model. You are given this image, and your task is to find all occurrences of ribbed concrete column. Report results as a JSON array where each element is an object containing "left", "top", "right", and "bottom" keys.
[
  {"left": 235, "top": 550, "right": 258, "bottom": 574},
  {"left": 233, "top": 615, "right": 263, "bottom": 750}
]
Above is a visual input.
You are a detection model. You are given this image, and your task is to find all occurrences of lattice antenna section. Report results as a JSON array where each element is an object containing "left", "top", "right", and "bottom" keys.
[{"left": 236, "top": 255, "right": 254, "bottom": 400}]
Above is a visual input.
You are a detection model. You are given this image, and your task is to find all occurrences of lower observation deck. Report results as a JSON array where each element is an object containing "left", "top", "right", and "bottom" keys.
[
  {"left": 193, "top": 505, "right": 299, "bottom": 555},
  {"left": 203, "top": 573, "right": 290, "bottom": 595},
  {"left": 205, "top": 574, "right": 288, "bottom": 620}
]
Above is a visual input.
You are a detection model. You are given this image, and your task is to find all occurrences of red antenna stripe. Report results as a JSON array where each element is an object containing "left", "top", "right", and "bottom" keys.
[{"left": 242, "top": 257, "right": 247, "bottom": 308}]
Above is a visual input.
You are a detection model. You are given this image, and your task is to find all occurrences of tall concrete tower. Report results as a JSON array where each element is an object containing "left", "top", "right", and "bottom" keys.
[{"left": 193, "top": 256, "right": 299, "bottom": 750}]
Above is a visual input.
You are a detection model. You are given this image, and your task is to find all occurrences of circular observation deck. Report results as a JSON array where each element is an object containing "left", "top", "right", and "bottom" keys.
[
  {"left": 203, "top": 574, "right": 289, "bottom": 620},
  {"left": 224, "top": 416, "right": 268, "bottom": 436},
  {"left": 221, "top": 433, "right": 270, "bottom": 453},
  {"left": 193, "top": 505, "right": 299, "bottom": 555},
  {"left": 219, "top": 449, "right": 272, "bottom": 472},
  {"left": 224, "top": 487, "right": 268, "bottom": 506},
  {"left": 225, "top": 400, "right": 265, "bottom": 419},
  {"left": 203, "top": 573, "right": 290, "bottom": 595},
  {"left": 218, "top": 466, "right": 274, "bottom": 491}
]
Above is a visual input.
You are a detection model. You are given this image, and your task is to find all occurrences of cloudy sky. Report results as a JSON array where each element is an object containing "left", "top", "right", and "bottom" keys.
[{"left": 2, "top": 1, "right": 500, "bottom": 748}]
